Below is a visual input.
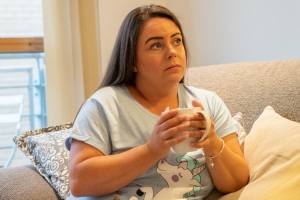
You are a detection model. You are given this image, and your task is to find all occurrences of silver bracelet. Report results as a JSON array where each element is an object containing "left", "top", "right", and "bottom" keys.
[{"left": 205, "top": 139, "right": 225, "bottom": 168}]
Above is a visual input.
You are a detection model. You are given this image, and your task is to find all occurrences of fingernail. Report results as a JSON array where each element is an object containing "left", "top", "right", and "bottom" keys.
[
  {"left": 183, "top": 131, "right": 190, "bottom": 136},
  {"left": 182, "top": 121, "right": 190, "bottom": 126},
  {"left": 161, "top": 107, "right": 170, "bottom": 115},
  {"left": 186, "top": 114, "right": 190, "bottom": 121}
]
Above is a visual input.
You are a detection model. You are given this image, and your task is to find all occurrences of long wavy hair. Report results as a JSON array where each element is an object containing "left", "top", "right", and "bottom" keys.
[{"left": 99, "top": 4, "right": 189, "bottom": 89}]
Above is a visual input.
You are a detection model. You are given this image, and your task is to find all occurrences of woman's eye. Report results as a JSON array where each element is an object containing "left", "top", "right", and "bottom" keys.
[
  {"left": 151, "top": 43, "right": 161, "bottom": 50},
  {"left": 174, "top": 38, "right": 182, "bottom": 46}
]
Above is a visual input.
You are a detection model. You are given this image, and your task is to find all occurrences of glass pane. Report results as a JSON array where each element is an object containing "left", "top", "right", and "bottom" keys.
[
  {"left": 0, "top": 0, "right": 45, "bottom": 167},
  {"left": 0, "top": 53, "right": 47, "bottom": 167},
  {"left": 0, "top": 0, "right": 44, "bottom": 37}
]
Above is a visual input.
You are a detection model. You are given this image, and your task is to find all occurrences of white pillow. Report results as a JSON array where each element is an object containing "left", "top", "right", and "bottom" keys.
[
  {"left": 222, "top": 106, "right": 300, "bottom": 200},
  {"left": 233, "top": 112, "right": 247, "bottom": 145}
]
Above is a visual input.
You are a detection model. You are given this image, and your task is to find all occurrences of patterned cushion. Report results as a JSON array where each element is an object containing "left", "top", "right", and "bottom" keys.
[{"left": 13, "top": 122, "right": 73, "bottom": 200}]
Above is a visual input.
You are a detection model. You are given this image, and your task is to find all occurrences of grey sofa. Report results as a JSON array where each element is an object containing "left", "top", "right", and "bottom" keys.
[{"left": 1, "top": 59, "right": 299, "bottom": 200}]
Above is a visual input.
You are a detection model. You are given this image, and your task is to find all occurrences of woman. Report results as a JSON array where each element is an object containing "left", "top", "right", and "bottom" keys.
[{"left": 66, "top": 4, "right": 249, "bottom": 200}]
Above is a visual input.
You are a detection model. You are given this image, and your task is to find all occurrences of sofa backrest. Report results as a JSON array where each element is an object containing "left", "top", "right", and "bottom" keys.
[{"left": 185, "top": 59, "right": 300, "bottom": 132}]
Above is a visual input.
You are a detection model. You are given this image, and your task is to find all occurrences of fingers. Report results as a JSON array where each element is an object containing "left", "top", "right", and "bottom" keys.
[
  {"left": 158, "top": 108, "right": 190, "bottom": 129},
  {"left": 192, "top": 100, "right": 204, "bottom": 110},
  {"left": 150, "top": 108, "right": 191, "bottom": 142},
  {"left": 147, "top": 109, "right": 193, "bottom": 157},
  {"left": 154, "top": 104, "right": 216, "bottom": 153},
  {"left": 162, "top": 121, "right": 190, "bottom": 140},
  {"left": 186, "top": 128, "right": 205, "bottom": 138},
  {"left": 189, "top": 113, "right": 207, "bottom": 127},
  {"left": 158, "top": 108, "right": 178, "bottom": 125},
  {"left": 189, "top": 119, "right": 216, "bottom": 149},
  {"left": 166, "top": 131, "right": 189, "bottom": 146}
]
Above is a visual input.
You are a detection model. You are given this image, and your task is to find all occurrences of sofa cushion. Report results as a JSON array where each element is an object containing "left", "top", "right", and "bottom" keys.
[
  {"left": 221, "top": 106, "right": 300, "bottom": 199},
  {"left": 0, "top": 165, "right": 61, "bottom": 200},
  {"left": 186, "top": 59, "right": 300, "bottom": 133},
  {"left": 13, "top": 122, "right": 73, "bottom": 200}
]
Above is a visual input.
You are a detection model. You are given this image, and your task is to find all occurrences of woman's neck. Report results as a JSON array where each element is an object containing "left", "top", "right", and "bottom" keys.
[{"left": 126, "top": 83, "right": 179, "bottom": 115}]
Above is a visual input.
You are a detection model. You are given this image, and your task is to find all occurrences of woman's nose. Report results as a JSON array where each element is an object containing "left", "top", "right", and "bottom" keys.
[{"left": 166, "top": 45, "right": 177, "bottom": 59}]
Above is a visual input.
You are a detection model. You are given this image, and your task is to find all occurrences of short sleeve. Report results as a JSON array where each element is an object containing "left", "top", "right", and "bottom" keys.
[
  {"left": 209, "top": 92, "right": 241, "bottom": 138},
  {"left": 65, "top": 98, "right": 111, "bottom": 155}
]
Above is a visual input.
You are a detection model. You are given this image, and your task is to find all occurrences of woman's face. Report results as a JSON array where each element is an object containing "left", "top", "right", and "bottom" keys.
[{"left": 135, "top": 17, "right": 186, "bottom": 88}]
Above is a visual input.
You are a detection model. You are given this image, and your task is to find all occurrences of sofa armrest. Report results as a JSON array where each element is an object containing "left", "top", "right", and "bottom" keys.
[{"left": 0, "top": 164, "right": 61, "bottom": 200}]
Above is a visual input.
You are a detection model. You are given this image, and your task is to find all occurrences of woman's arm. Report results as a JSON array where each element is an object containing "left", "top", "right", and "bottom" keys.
[
  {"left": 68, "top": 109, "right": 191, "bottom": 197},
  {"left": 203, "top": 133, "right": 249, "bottom": 193},
  {"left": 189, "top": 100, "right": 249, "bottom": 193},
  {"left": 68, "top": 140, "right": 160, "bottom": 197}
]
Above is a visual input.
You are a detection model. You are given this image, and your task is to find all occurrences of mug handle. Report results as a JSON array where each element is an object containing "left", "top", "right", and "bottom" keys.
[{"left": 197, "top": 110, "right": 211, "bottom": 142}]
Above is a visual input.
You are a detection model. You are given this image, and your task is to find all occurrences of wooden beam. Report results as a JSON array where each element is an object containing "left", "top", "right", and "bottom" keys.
[{"left": 0, "top": 38, "right": 44, "bottom": 53}]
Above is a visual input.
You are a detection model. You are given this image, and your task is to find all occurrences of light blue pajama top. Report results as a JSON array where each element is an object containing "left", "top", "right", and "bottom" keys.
[{"left": 65, "top": 83, "right": 240, "bottom": 200}]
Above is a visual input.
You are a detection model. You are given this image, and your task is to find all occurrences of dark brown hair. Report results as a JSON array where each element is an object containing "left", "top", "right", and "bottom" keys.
[
  {"left": 74, "top": 5, "right": 189, "bottom": 121},
  {"left": 99, "top": 4, "right": 189, "bottom": 88}
]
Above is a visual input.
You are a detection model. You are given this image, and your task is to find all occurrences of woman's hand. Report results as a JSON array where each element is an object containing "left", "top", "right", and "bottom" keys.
[
  {"left": 188, "top": 100, "right": 249, "bottom": 193},
  {"left": 146, "top": 108, "right": 191, "bottom": 158},
  {"left": 187, "top": 100, "right": 222, "bottom": 156}
]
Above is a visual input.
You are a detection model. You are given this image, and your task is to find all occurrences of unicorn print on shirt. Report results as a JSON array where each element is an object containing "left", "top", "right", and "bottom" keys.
[{"left": 131, "top": 155, "right": 206, "bottom": 200}]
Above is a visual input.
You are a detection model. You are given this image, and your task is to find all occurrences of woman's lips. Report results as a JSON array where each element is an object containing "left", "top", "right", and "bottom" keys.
[{"left": 165, "top": 64, "right": 180, "bottom": 70}]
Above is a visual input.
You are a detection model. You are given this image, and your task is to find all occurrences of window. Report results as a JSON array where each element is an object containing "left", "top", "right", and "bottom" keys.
[{"left": 0, "top": 0, "right": 46, "bottom": 167}]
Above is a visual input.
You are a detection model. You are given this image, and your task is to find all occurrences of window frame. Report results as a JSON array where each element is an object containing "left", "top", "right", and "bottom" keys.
[
  {"left": 0, "top": 37, "right": 47, "bottom": 129},
  {"left": 0, "top": 38, "right": 43, "bottom": 53}
]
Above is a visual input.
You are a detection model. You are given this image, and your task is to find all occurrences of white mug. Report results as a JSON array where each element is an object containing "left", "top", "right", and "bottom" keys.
[{"left": 171, "top": 107, "right": 211, "bottom": 154}]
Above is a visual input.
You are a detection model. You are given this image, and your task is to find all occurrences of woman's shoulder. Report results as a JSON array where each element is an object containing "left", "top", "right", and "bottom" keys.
[
  {"left": 83, "top": 85, "right": 129, "bottom": 108},
  {"left": 92, "top": 85, "right": 127, "bottom": 99},
  {"left": 181, "top": 84, "right": 216, "bottom": 97}
]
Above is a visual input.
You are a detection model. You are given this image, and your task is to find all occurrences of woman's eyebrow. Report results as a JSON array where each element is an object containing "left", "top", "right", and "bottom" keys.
[
  {"left": 145, "top": 36, "right": 163, "bottom": 45},
  {"left": 145, "top": 32, "right": 182, "bottom": 45}
]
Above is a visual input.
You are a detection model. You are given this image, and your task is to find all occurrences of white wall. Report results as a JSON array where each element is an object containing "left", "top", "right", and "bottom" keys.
[
  {"left": 97, "top": 0, "right": 167, "bottom": 77},
  {"left": 182, "top": 0, "right": 300, "bottom": 66},
  {"left": 42, "top": 0, "right": 299, "bottom": 125},
  {"left": 98, "top": 0, "right": 300, "bottom": 70}
]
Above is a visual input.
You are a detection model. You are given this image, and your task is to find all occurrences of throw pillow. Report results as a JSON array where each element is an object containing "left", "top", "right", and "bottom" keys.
[
  {"left": 233, "top": 112, "right": 247, "bottom": 146},
  {"left": 13, "top": 122, "right": 73, "bottom": 200},
  {"left": 224, "top": 106, "right": 300, "bottom": 200}
]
